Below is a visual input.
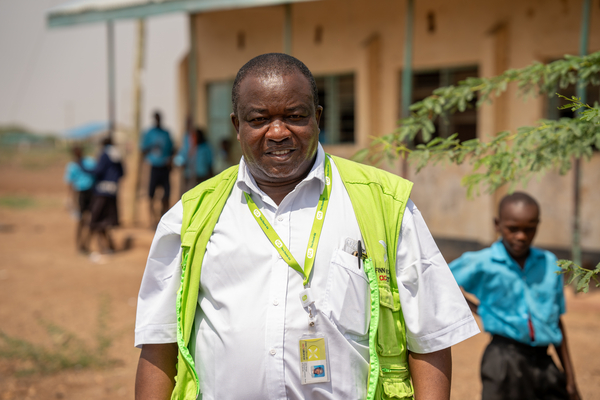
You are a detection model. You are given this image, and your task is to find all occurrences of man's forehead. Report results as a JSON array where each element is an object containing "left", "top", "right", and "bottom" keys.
[
  {"left": 240, "top": 70, "right": 309, "bottom": 90},
  {"left": 237, "top": 72, "right": 313, "bottom": 107}
]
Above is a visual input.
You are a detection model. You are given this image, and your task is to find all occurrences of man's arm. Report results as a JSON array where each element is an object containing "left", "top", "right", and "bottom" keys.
[
  {"left": 408, "top": 348, "right": 452, "bottom": 400},
  {"left": 556, "top": 318, "right": 581, "bottom": 400},
  {"left": 135, "top": 343, "right": 178, "bottom": 400},
  {"left": 462, "top": 292, "right": 479, "bottom": 315}
]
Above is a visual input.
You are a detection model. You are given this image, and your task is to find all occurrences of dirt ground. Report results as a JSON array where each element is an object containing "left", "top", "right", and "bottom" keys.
[{"left": 0, "top": 148, "right": 599, "bottom": 400}]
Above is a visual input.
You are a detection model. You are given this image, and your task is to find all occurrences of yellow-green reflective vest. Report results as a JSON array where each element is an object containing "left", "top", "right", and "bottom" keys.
[{"left": 173, "top": 155, "right": 414, "bottom": 400}]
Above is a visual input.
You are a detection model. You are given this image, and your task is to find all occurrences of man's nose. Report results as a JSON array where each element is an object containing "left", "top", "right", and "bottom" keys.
[{"left": 266, "top": 119, "right": 290, "bottom": 142}]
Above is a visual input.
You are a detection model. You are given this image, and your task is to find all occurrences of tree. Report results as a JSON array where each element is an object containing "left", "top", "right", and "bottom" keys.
[{"left": 359, "top": 51, "right": 600, "bottom": 292}]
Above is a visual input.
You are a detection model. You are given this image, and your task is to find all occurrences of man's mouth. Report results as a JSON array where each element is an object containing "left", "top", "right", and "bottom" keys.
[{"left": 269, "top": 149, "right": 292, "bottom": 156}]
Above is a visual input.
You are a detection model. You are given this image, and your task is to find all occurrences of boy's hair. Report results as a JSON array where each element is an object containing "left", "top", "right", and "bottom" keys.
[{"left": 498, "top": 192, "right": 540, "bottom": 218}]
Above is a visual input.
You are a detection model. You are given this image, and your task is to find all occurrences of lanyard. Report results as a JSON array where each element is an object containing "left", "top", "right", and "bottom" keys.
[{"left": 244, "top": 157, "right": 332, "bottom": 287}]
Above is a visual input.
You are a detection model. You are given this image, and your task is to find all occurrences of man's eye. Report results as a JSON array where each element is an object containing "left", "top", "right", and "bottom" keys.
[{"left": 250, "top": 117, "right": 267, "bottom": 123}]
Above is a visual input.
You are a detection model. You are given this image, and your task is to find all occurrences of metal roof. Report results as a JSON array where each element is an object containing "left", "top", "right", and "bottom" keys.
[{"left": 48, "top": 0, "right": 318, "bottom": 27}]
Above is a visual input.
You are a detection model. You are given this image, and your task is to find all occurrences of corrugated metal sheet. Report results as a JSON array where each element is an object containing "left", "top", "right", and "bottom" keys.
[{"left": 47, "top": 0, "right": 318, "bottom": 27}]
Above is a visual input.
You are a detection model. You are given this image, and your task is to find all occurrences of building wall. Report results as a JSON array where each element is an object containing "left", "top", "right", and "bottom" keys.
[{"left": 185, "top": 0, "right": 600, "bottom": 252}]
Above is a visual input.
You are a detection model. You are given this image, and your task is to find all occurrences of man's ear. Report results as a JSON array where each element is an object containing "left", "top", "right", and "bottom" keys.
[
  {"left": 315, "top": 105, "right": 323, "bottom": 125},
  {"left": 493, "top": 217, "right": 500, "bottom": 233},
  {"left": 231, "top": 113, "right": 240, "bottom": 140}
]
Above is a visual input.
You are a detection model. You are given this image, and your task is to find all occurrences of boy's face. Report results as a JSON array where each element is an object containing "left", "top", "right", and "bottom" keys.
[{"left": 494, "top": 202, "right": 539, "bottom": 261}]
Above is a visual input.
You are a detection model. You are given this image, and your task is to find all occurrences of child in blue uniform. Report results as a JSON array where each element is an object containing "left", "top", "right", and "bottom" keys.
[
  {"left": 64, "top": 145, "right": 96, "bottom": 252},
  {"left": 141, "top": 111, "right": 173, "bottom": 227},
  {"left": 449, "top": 192, "right": 580, "bottom": 400}
]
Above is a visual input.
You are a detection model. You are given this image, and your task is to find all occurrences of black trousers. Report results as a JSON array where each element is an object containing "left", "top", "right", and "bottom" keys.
[
  {"left": 149, "top": 165, "right": 170, "bottom": 201},
  {"left": 481, "top": 335, "right": 568, "bottom": 400}
]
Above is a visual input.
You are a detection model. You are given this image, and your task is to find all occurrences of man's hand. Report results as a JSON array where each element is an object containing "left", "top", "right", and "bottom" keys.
[
  {"left": 135, "top": 343, "right": 178, "bottom": 400},
  {"left": 408, "top": 348, "right": 452, "bottom": 400}
]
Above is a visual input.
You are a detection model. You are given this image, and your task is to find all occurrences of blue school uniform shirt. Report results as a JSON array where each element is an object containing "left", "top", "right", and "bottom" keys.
[
  {"left": 449, "top": 240, "right": 565, "bottom": 346},
  {"left": 64, "top": 157, "right": 96, "bottom": 191},
  {"left": 173, "top": 136, "right": 213, "bottom": 178},
  {"left": 141, "top": 127, "right": 173, "bottom": 167}
]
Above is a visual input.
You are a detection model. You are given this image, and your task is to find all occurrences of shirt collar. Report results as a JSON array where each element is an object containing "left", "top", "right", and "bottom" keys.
[
  {"left": 237, "top": 143, "right": 326, "bottom": 203},
  {"left": 491, "top": 239, "right": 545, "bottom": 266}
]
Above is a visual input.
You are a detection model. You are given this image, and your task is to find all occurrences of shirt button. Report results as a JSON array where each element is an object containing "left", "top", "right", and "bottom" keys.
[
  {"left": 277, "top": 216, "right": 283, "bottom": 222},
  {"left": 273, "top": 299, "right": 279, "bottom": 306},
  {"left": 270, "top": 348, "right": 276, "bottom": 356}
]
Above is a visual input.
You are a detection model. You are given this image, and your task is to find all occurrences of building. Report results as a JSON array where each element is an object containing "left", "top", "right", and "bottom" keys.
[
  {"left": 179, "top": 0, "right": 599, "bottom": 262},
  {"left": 49, "top": 0, "right": 600, "bottom": 263}
]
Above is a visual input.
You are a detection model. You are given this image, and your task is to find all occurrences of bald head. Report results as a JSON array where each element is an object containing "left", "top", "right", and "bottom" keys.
[
  {"left": 231, "top": 53, "right": 319, "bottom": 115},
  {"left": 498, "top": 192, "right": 540, "bottom": 220}
]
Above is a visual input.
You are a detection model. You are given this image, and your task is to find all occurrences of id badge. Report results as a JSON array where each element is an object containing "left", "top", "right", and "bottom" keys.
[{"left": 299, "top": 334, "right": 331, "bottom": 385}]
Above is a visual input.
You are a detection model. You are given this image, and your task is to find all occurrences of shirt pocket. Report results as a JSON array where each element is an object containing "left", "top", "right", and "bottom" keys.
[{"left": 322, "top": 248, "right": 370, "bottom": 339}]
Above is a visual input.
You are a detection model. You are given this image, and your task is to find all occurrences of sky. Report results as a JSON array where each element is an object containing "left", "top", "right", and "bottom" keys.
[{"left": 0, "top": 0, "right": 188, "bottom": 136}]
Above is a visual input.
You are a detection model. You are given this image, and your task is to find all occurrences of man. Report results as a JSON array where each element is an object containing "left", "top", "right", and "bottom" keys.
[
  {"left": 141, "top": 111, "right": 174, "bottom": 227},
  {"left": 135, "top": 53, "right": 479, "bottom": 400},
  {"left": 64, "top": 145, "right": 96, "bottom": 252},
  {"left": 449, "top": 192, "right": 580, "bottom": 400}
]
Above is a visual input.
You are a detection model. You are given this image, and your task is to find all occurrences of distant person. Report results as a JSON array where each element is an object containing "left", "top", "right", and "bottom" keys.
[
  {"left": 174, "top": 127, "right": 213, "bottom": 192},
  {"left": 213, "top": 138, "right": 233, "bottom": 174},
  {"left": 89, "top": 137, "right": 124, "bottom": 254},
  {"left": 141, "top": 111, "right": 174, "bottom": 227},
  {"left": 449, "top": 192, "right": 580, "bottom": 400},
  {"left": 64, "top": 145, "right": 96, "bottom": 253}
]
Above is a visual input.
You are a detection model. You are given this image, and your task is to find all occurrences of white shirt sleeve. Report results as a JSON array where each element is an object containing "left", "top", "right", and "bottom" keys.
[
  {"left": 134, "top": 201, "right": 184, "bottom": 348},
  {"left": 396, "top": 199, "right": 479, "bottom": 354}
]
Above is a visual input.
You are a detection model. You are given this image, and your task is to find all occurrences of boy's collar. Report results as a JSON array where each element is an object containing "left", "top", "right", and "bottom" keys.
[{"left": 491, "top": 239, "right": 544, "bottom": 265}]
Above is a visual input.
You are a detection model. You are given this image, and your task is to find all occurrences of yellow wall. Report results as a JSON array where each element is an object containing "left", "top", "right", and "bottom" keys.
[{"left": 183, "top": 0, "right": 600, "bottom": 251}]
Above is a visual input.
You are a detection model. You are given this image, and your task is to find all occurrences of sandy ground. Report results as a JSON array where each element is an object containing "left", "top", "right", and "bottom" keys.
[{"left": 0, "top": 149, "right": 599, "bottom": 400}]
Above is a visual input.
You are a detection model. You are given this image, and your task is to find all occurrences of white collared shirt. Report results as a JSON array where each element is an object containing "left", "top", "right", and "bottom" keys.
[{"left": 135, "top": 144, "right": 479, "bottom": 399}]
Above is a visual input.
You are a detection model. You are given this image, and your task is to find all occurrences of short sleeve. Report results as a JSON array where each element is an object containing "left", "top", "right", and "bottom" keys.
[
  {"left": 64, "top": 163, "right": 74, "bottom": 184},
  {"left": 140, "top": 130, "right": 150, "bottom": 150},
  {"left": 552, "top": 254, "right": 567, "bottom": 316},
  {"left": 134, "top": 201, "right": 184, "bottom": 347},
  {"left": 395, "top": 200, "right": 479, "bottom": 354},
  {"left": 558, "top": 275, "right": 566, "bottom": 315}
]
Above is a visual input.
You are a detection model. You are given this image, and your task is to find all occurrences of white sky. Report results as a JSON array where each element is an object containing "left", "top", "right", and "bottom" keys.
[{"left": 0, "top": 0, "right": 188, "bottom": 136}]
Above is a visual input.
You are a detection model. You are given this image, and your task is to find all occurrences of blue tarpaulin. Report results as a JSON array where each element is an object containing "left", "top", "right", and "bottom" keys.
[{"left": 64, "top": 121, "right": 109, "bottom": 139}]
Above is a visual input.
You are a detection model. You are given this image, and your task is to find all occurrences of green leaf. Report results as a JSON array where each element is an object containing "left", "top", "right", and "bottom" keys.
[{"left": 577, "top": 271, "right": 593, "bottom": 293}]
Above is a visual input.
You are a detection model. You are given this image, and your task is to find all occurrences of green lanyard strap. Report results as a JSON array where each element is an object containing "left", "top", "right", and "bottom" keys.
[{"left": 244, "top": 156, "right": 332, "bottom": 287}]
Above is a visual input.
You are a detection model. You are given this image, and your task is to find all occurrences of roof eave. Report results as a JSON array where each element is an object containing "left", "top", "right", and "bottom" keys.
[{"left": 47, "top": 0, "right": 317, "bottom": 28}]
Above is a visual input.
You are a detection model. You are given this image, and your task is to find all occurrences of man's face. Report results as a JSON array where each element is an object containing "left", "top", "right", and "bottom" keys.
[
  {"left": 494, "top": 202, "right": 539, "bottom": 261},
  {"left": 231, "top": 71, "right": 322, "bottom": 185}
]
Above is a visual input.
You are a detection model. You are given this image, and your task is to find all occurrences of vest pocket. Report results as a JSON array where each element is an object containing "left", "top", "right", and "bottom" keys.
[
  {"left": 377, "top": 302, "right": 405, "bottom": 356},
  {"left": 377, "top": 364, "right": 413, "bottom": 399}
]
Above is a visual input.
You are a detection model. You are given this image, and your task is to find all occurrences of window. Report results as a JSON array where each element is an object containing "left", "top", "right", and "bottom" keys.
[
  {"left": 315, "top": 74, "right": 355, "bottom": 144},
  {"left": 207, "top": 80, "right": 239, "bottom": 160},
  {"left": 403, "top": 66, "right": 479, "bottom": 145}
]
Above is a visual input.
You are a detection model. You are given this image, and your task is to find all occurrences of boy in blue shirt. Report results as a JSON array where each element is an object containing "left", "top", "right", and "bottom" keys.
[
  {"left": 449, "top": 192, "right": 580, "bottom": 400},
  {"left": 173, "top": 127, "right": 213, "bottom": 192},
  {"left": 141, "top": 111, "right": 174, "bottom": 227},
  {"left": 64, "top": 145, "right": 96, "bottom": 252}
]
